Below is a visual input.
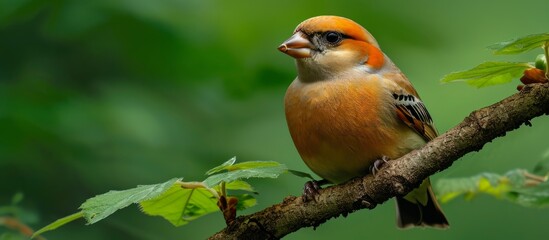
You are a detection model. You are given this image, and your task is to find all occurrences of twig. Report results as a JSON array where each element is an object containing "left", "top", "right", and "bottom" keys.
[{"left": 0, "top": 216, "right": 46, "bottom": 240}]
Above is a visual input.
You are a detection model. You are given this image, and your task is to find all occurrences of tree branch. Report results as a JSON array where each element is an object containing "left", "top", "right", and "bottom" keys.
[{"left": 209, "top": 83, "right": 549, "bottom": 240}]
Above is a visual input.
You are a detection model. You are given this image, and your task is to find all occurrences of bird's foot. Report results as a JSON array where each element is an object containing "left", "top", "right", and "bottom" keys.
[
  {"left": 302, "top": 179, "right": 329, "bottom": 202},
  {"left": 369, "top": 156, "right": 390, "bottom": 176}
]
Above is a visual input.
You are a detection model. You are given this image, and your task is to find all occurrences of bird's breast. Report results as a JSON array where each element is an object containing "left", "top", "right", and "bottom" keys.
[{"left": 285, "top": 76, "right": 421, "bottom": 183}]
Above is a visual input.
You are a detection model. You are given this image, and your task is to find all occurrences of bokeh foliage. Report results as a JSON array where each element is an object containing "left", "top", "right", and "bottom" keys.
[{"left": 1, "top": 0, "right": 549, "bottom": 239}]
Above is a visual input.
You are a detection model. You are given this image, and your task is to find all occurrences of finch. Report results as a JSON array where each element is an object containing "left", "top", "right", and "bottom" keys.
[{"left": 278, "top": 15, "right": 449, "bottom": 228}]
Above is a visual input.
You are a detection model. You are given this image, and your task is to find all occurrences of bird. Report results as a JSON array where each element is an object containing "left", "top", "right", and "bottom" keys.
[{"left": 278, "top": 15, "right": 449, "bottom": 228}]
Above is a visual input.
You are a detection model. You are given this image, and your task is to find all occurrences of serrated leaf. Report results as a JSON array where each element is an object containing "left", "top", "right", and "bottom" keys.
[
  {"left": 535, "top": 54, "right": 548, "bottom": 71},
  {"left": 488, "top": 33, "right": 549, "bottom": 55},
  {"left": 211, "top": 160, "right": 282, "bottom": 173},
  {"left": 532, "top": 157, "right": 549, "bottom": 176},
  {"left": 435, "top": 174, "right": 480, "bottom": 203},
  {"left": 2, "top": 232, "right": 30, "bottom": 240},
  {"left": 32, "top": 212, "right": 83, "bottom": 239},
  {"left": 440, "top": 62, "right": 531, "bottom": 88},
  {"left": 206, "top": 157, "right": 237, "bottom": 175},
  {"left": 234, "top": 194, "right": 257, "bottom": 210},
  {"left": 288, "top": 169, "right": 315, "bottom": 181},
  {"left": 11, "top": 192, "right": 24, "bottom": 205},
  {"left": 139, "top": 183, "right": 219, "bottom": 227},
  {"left": 223, "top": 180, "right": 255, "bottom": 192},
  {"left": 203, "top": 163, "right": 287, "bottom": 188},
  {"left": 436, "top": 169, "right": 549, "bottom": 208},
  {"left": 502, "top": 169, "right": 528, "bottom": 186},
  {"left": 477, "top": 177, "right": 511, "bottom": 198},
  {"left": 510, "top": 181, "right": 549, "bottom": 208},
  {"left": 436, "top": 171, "right": 522, "bottom": 203},
  {"left": 288, "top": 169, "right": 316, "bottom": 180},
  {"left": 80, "top": 178, "right": 180, "bottom": 224}
]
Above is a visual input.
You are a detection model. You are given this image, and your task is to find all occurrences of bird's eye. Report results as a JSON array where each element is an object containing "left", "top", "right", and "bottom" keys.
[{"left": 324, "top": 32, "right": 342, "bottom": 44}]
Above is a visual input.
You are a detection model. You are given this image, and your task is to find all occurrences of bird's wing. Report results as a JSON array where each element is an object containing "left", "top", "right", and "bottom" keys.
[{"left": 386, "top": 73, "right": 438, "bottom": 141}]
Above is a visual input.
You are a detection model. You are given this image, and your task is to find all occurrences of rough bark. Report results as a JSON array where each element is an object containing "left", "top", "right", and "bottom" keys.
[{"left": 209, "top": 83, "right": 549, "bottom": 240}]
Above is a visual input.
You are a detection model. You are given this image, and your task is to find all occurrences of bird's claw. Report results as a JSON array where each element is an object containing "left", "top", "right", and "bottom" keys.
[
  {"left": 302, "top": 179, "right": 330, "bottom": 202},
  {"left": 369, "top": 156, "right": 390, "bottom": 176},
  {"left": 303, "top": 180, "right": 321, "bottom": 202}
]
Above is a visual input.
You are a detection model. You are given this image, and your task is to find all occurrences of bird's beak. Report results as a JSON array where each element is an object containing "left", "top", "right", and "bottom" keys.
[{"left": 278, "top": 32, "right": 313, "bottom": 58}]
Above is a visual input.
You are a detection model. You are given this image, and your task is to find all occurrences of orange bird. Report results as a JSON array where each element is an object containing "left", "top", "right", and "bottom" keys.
[{"left": 278, "top": 15, "right": 449, "bottom": 228}]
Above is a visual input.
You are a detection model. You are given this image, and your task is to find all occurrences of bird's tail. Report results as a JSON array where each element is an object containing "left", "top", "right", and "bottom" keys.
[{"left": 395, "top": 178, "right": 449, "bottom": 229}]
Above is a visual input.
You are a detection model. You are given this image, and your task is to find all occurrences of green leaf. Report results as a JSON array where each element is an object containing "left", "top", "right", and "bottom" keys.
[
  {"left": 440, "top": 62, "right": 531, "bottom": 88},
  {"left": 488, "top": 33, "right": 549, "bottom": 55},
  {"left": 11, "top": 192, "right": 24, "bottom": 205},
  {"left": 32, "top": 212, "right": 84, "bottom": 239},
  {"left": 80, "top": 178, "right": 180, "bottom": 224},
  {"left": 535, "top": 54, "right": 547, "bottom": 71},
  {"left": 435, "top": 174, "right": 481, "bottom": 203},
  {"left": 288, "top": 169, "right": 316, "bottom": 180},
  {"left": 2, "top": 232, "right": 29, "bottom": 240},
  {"left": 140, "top": 179, "right": 259, "bottom": 226},
  {"left": 139, "top": 183, "right": 219, "bottom": 226},
  {"left": 509, "top": 181, "right": 549, "bottom": 208},
  {"left": 436, "top": 169, "right": 549, "bottom": 208},
  {"left": 223, "top": 180, "right": 255, "bottom": 192},
  {"left": 234, "top": 194, "right": 257, "bottom": 210},
  {"left": 532, "top": 158, "right": 549, "bottom": 176},
  {"left": 206, "top": 157, "right": 237, "bottom": 175},
  {"left": 209, "top": 160, "right": 282, "bottom": 173},
  {"left": 203, "top": 163, "right": 287, "bottom": 188},
  {"left": 33, "top": 160, "right": 287, "bottom": 233}
]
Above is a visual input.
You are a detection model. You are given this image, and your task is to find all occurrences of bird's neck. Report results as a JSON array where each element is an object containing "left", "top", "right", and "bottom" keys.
[{"left": 295, "top": 55, "right": 399, "bottom": 83}]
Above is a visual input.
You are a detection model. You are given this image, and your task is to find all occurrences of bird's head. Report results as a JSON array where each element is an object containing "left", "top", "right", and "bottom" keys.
[{"left": 278, "top": 16, "right": 387, "bottom": 82}]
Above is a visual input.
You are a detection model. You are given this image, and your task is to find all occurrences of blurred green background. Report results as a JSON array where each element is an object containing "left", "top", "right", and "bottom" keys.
[{"left": 1, "top": 0, "right": 548, "bottom": 239}]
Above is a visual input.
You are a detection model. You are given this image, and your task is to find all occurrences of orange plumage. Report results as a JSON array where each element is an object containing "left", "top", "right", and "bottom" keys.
[{"left": 279, "top": 16, "right": 448, "bottom": 228}]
